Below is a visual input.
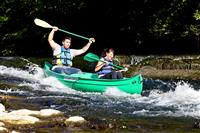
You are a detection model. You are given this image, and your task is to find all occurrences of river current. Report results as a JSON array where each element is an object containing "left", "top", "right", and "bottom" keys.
[{"left": 0, "top": 57, "right": 200, "bottom": 132}]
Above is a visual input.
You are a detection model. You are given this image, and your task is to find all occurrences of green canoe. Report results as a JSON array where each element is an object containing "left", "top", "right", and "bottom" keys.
[{"left": 43, "top": 61, "right": 143, "bottom": 94}]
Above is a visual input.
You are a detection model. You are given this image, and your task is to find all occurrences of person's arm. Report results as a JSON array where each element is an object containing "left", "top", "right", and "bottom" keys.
[
  {"left": 48, "top": 27, "right": 59, "bottom": 50},
  {"left": 73, "top": 38, "right": 95, "bottom": 56},
  {"left": 94, "top": 58, "right": 107, "bottom": 72}
]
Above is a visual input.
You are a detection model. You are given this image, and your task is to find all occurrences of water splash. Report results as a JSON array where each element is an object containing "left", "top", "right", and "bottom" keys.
[
  {"left": 136, "top": 81, "right": 200, "bottom": 118},
  {"left": 1, "top": 58, "right": 200, "bottom": 119}
]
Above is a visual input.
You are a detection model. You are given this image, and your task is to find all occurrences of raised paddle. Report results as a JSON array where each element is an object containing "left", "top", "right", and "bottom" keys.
[
  {"left": 84, "top": 52, "right": 128, "bottom": 71},
  {"left": 34, "top": 18, "right": 90, "bottom": 40}
]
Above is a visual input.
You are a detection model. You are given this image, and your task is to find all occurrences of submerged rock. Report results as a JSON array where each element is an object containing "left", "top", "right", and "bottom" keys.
[
  {"left": 64, "top": 116, "right": 87, "bottom": 127},
  {"left": 193, "top": 121, "right": 200, "bottom": 128},
  {"left": 39, "top": 109, "right": 63, "bottom": 117},
  {"left": 0, "top": 102, "right": 64, "bottom": 127},
  {"left": 9, "top": 108, "right": 63, "bottom": 117},
  {"left": 0, "top": 103, "right": 5, "bottom": 112},
  {"left": 0, "top": 126, "right": 8, "bottom": 132},
  {"left": 0, "top": 113, "right": 40, "bottom": 124},
  {"left": 65, "top": 116, "right": 85, "bottom": 122},
  {"left": 9, "top": 109, "right": 40, "bottom": 116},
  {"left": 0, "top": 122, "right": 5, "bottom": 127}
]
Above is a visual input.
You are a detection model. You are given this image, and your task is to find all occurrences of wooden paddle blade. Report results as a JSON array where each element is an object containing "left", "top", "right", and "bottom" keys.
[
  {"left": 84, "top": 53, "right": 100, "bottom": 62},
  {"left": 34, "top": 18, "right": 53, "bottom": 28}
]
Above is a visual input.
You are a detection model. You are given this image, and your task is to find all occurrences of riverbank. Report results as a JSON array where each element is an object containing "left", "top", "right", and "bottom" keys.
[
  {"left": 115, "top": 55, "right": 200, "bottom": 80},
  {"left": 129, "top": 66, "right": 200, "bottom": 80}
]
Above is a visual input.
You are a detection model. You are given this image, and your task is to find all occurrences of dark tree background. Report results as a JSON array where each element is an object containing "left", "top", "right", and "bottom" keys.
[{"left": 1, "top": 0, "right": 200, "bottom": 56}]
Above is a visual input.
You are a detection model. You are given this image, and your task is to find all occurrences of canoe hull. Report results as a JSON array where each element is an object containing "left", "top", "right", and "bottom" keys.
[{"left": 44, "top": 61, "right": 143, "bottom": 94}]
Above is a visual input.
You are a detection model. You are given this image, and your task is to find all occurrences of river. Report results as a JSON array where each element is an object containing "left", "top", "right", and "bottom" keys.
[{"left": 0, "top": 56, "right": 200, "bottom": 132}]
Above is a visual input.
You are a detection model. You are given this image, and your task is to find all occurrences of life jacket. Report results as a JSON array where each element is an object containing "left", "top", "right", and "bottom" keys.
[
  {"left": 52, "top": 46, "right": 73, "bottom": 66},
  {"left": 97, "top": 58, "right": 113, "bottom": 75}
]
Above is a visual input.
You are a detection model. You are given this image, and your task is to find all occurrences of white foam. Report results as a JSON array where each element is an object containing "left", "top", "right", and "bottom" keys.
[
  {"left": 0, "top": 65, "right": 43, "bottom": 82},
  {"left": 2, "top": 62, "right": 200, "bottom": 118},
  {"left": 135, "top": 81, "right": 200, "bottom": 118}
]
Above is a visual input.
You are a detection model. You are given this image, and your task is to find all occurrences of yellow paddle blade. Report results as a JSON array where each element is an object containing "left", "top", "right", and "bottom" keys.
[{"left": 34, "top": 18, "right": 53, "bottom": 28}]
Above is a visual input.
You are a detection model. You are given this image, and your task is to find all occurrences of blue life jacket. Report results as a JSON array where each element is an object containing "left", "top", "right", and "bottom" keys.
[
  {"left": 97, "top": 58, "right": 113, "bottom": 75},
  {"left": 52, "top": 46, "right": 73, "bottom": 66}
]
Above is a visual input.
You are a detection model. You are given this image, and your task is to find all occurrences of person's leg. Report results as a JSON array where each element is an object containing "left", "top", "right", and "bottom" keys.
[
  {"left": 70, "top": 67, "right": 82, "bottom": 74},
  {"left": 101, "top": 71, "right": 118, "bottom": 79},
  {"left": 52, "top": 66, "right": 81, "bottom": 74},
  {"left": 52, "top": 67, "right": 64, "bottom": 74},
  {"left": 117, "top": 72, "right": 123, "bottom": 79},
  {"left": 111, "top": 71, "right": 118, "bottom": 79},
  {"left": 100, "top": 73, "right": 112, "bottom": 79},
  {"left": 63, "top": 67, "right": 82, "bottom": 74}
]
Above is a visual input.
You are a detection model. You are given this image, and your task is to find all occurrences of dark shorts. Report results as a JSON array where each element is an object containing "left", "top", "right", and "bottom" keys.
[
  {"left": 100, "top": 71, "right": 123, "bottom": 79},
  {"left": 52, "top": 66, "right": 82, "bottom": 75}
]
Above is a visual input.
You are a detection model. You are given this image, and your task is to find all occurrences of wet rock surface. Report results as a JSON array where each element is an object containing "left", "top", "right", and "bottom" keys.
[
  {"left": 115, "top": 55, "right": 200, "bottom": 80},
  {"left": 0, "top": 94, "right": 199, "bottom": 133},
  {"left": 193, "top": 121, "right": 200, "bottom": 128}
]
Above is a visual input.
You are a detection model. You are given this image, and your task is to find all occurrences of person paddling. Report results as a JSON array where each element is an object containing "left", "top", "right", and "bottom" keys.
[
  {"left": 48, "top": 26, "right": 95, "bottom": 74},
  {"left": 94, "top": 48, "right": 123, "bottom": 79}
]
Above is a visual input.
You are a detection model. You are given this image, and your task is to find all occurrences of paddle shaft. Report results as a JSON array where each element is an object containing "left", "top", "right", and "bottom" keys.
[
  {"left": 58, "top": 29, "right": 90, "bottom": 40},
  {"left": 93, "top": 57, "right": 127, "bottom": 71}
]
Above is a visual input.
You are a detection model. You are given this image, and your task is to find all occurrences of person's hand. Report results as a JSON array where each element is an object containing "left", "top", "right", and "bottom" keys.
[
  {"left": 123, "top": 67, "right": 128, "bottom": 72},
  {"left": 118, "top": 67, "right": 128, "bottom": 72},
  {"left": 89, "top": 38, "right": 95, "bottom": 44},
  {"left": 52, "top": 26, "right": 58, "bottom": 31}
]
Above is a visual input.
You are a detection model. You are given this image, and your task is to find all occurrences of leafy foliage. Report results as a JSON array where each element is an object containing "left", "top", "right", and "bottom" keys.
[{"left": 1, "top": 0, "right": 200, "bottom": 55}]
